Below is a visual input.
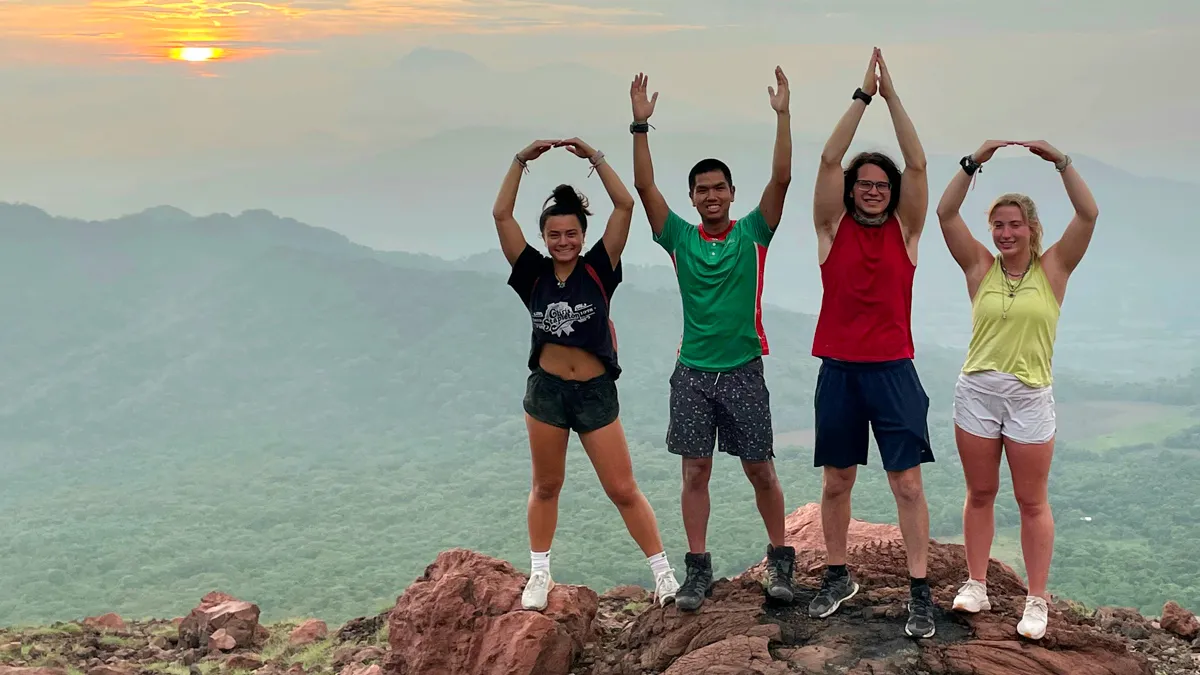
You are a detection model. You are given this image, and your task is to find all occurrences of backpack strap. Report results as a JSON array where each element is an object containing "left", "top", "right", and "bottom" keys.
[
  {"left": 582, "top": 264, "right": 609, "bottom": 306},
  {"left": 583, "top": 263, "right": 617, "bottom": 353}
]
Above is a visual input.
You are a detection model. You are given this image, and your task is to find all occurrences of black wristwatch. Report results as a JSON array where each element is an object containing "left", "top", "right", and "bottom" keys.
[
  {"left": 629, "top": 121, "right": 651, "bottom": 134},
  {"left": 852, "top": 88, "right": 872, "bottom": 105},
  {"left": 960, "top": 155, "right": 982, "bottom": 176}
]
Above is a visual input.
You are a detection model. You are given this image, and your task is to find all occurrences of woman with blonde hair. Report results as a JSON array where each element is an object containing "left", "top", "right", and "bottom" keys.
[{"left": 935, "top": 139, "right": 1099, "bottom": 640}]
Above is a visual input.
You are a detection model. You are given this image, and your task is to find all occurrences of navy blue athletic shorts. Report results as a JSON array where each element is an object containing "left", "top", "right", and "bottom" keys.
[{"left": 813, "top": 357, "right": 934, "bottom": 472}]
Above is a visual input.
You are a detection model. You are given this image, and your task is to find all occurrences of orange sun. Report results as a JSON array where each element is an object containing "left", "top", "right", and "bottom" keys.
[{"left": 169, "top": 46, "right": 224, "bottom": 62}]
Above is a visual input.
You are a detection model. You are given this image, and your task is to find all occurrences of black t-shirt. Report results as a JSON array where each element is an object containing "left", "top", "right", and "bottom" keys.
[{"left": 507, "top": 239, "right": 622, "bottom": 378}]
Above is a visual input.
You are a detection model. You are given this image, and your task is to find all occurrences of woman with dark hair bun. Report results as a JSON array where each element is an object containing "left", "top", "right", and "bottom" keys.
[{"left": 492, "top": 137, "right": 680, "bottom": 612}]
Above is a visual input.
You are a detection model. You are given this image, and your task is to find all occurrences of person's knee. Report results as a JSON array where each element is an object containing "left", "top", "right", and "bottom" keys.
[
  {"left": 743, "top": 461, "right": 779, "bottom": 493},
  {"left": 1015, "top": 493, "right": 1050, "bottom": 518},
  {"left": 967, "top": 483, "right": 999, "bottom": 509},
  {"left": 822, "top": 468, "right": 856, "bottom": 501},
  {"left": 887, "top": 468, "right": 925, "bottom": 506},
  {"left": 682, "top": 459, "right": 712, "bottom": 492},
  {"left": 604, "top": 479, "right": 642, "bottom": 509},
  {"left": 531, "top": 477, "right": 564, "bottom": 501}
]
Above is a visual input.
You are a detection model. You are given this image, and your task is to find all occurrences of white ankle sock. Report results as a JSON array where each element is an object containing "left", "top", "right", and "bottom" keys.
[
  {"left": 531, "top": 550, "right": 551, "bottom": 574},
  {"left": 647, "top": 551, "right": 671, "bottom": 577}
]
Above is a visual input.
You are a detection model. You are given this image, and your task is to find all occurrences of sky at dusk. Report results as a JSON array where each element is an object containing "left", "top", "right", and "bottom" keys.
[{"left": 1, "top": 1, "right": 1198, "bottom": 234}]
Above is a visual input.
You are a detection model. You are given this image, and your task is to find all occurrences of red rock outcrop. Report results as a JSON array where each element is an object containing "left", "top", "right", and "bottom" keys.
[
  {"left": 588, "top": 502, "right": 1156, "bottom": 675},
  {"left": 81, "top": 614, "right": 126, "bottom": 633},
  {"left": 289, "top": 619, "right": 328, "bottom": 646},
  {"left": 1160, "top": 601, "right": 1199, "bottom": 640},
  {"left": 383, "top": 548, "right": 598, "bottom": 675},
  {"left": 207, "top": 628, "right": 236, "bottom": 652},
  {"left": 177, "top": 591, "right": 263, "bottom": 651}
]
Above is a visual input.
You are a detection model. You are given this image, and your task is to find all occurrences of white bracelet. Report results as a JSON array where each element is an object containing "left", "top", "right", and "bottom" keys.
[{"left": 587, "top": 150, "right": 606, "bottom": 176}]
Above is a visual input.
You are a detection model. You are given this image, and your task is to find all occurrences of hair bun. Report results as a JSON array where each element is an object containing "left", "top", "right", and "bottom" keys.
[
  {"left": 539, "top": 183, "right": 593, "bottom": 233},
  {"left": 551, "top": 184, "right": 589, "bottom": 213}
]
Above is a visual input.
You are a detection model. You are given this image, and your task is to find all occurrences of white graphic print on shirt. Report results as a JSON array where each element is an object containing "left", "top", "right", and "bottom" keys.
[{"left": 534, "top": 301, "right": 596, "bottom": 337}]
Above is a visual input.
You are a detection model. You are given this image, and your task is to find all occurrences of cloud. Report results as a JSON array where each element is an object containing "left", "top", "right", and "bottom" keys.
[{"left": 0, "top": 0, "right": 697, "bottom": 62}]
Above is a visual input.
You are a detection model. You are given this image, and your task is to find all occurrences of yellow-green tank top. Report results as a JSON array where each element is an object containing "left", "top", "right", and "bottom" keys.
[{"left": 961, "top": 256, "right": 1060, "bottom": 388}]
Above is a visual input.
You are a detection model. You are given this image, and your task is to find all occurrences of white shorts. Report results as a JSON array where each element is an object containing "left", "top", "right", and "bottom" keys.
[{"left": 953, "top": 371, "right": 1056, "bottom": 445}]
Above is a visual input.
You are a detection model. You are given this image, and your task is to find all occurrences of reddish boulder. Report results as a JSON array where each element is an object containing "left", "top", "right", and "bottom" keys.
[
  {"left": 0, "top": 669, "right": 67, "bottom": 675},
  {"left": 178, "top": 592, "right": 262, "bottom": 650},
  {"left": 383, "top": 548, "right": 598, "bottom": 675},
  {"left": 783, "top": 501, "right": 905, "bottom": 553},
  {"left": 208, "top": 628, "right": 236, "bottom": 652},
  {"left": 289, "top": 619, "right": 328, "bottom": 646},
  {"left": 595, "top": 577, "right": 777, "bottom": 674},
  {"left": 740, "top": 502, "right": 1022, "bottom": 587},
  {"left": 591, "top": 502, "right": 1153, "bottom": 675},
  {"left": 81, "top": 614, "right": 126, "bottom": 633},
  {"left": 1160, "top": 601, "right": 1199, "bottom": 640},
  {"left": 661, "top": 635, "right": 788, "bottom": 675}
]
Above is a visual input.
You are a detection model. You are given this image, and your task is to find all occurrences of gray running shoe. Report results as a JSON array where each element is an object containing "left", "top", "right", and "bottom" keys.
[
  {"left": 808, "top": 567, "right": 860, "bottom": 618},
  {"left": 905, "top": 584, "right": 937, "bottom": 638}
]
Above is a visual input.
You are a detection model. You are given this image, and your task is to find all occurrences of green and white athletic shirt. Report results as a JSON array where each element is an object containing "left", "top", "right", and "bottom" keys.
[{"left": 653, "top": 207, "right": 774, "bottom": 372}]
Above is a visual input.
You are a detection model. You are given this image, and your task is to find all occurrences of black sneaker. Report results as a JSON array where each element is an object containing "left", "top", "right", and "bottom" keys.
[
  {"left": 764, "top": 544, "right": 796, "bottom": 603},
  {"left": 675, "top": 552, "right": 713, "bottom": 612},
  {"left": 808, "top": 567, "right": 860, "bottom": 618},
  {"left": 905, "top": 584, "right": 937, "bottom": 638}
]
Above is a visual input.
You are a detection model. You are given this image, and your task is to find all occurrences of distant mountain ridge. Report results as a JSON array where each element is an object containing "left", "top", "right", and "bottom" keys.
[{"left": 2, "top": 200, "right": 1198, "bottom": 629}]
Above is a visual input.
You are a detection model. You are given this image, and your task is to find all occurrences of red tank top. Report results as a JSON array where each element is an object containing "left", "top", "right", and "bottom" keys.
[{"left": 812, "top": 212, "right": 915, "bottom": 361}]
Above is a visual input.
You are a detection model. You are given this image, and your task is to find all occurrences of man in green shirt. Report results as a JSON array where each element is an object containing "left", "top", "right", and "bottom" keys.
[{"left": 629, "top": 67, "right": 796, "bottom": 611}]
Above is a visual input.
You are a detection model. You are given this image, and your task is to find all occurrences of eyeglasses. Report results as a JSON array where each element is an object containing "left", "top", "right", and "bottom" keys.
[{"left": 855, "top": 180, "right": 891, "bottom": 192}]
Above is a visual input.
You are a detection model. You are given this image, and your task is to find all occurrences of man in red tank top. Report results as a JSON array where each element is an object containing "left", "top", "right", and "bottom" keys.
[{"left": 807, "top": 48, "right": 937, "bottom": 639}]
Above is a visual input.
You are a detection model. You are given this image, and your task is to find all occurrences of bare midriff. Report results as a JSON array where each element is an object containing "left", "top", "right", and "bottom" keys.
[{"left": 539, "top": 343, "right": 607, "bottom": 381}]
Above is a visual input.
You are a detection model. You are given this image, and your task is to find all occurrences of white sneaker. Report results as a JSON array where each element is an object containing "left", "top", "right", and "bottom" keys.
[
  {"left": 653, "top": 567, "right": 680, "bottom": 606},
  {"left": 952, "top": 579, "right": 991, "bottom": 613},
  {"left": 522, "top": 570, "right": 554, "bottom": 611},
  {"left": 1017, "top": 596, "right": 1049, "bottom": 639}
]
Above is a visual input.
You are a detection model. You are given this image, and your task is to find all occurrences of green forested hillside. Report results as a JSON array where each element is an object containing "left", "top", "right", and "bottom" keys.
[{"left": 0, "top": 203, "right": 1196, "bottom": 627}]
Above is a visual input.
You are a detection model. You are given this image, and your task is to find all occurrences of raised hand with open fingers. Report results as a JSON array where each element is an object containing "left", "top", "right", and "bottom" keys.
[
  {"left": 630, "top": 73, "right": 658, "bottom": 123},
  {"left": 517, "top": 139, "right": 560, "bottom": 163},
  {"left": 973, "top": 139, "right": 1018, "bottom": 164},
  {"left": 861, "top": 47, "right": 880, "bottom": 96},
  {"left": 556, "top": 137, "right": 597, "bottom": 160},
  {"left": 768, "top": 66, "right": 790, "bottom": 114},
  {"left": 1021, "top": 140, "right": 1066, "bottom": 165}
]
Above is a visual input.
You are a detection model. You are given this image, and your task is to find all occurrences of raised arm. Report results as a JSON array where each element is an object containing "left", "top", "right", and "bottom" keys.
[
  {"left": 558, "top": 137, "right": 634, "bottom": 267},
  {"left": 758, "top": 66, "right": 792, "bottom": 230},
  {"left": 937, "top": 140, "right": 1011, "bottom": 293},
  {"left": 630, "top": 73, "right": 669, "bottom": 237},
  {"left": 1029, "top": 141, "right": 1100, "bottom": 277},
  {"left": 814, "top": 49, "right": 877, "bottom": 237},
  {"left": 492, "top": 139, "right": 557, "bottom": 264},
  {"left": 877, "top": 51, "right": 927, "bottom": 242}
]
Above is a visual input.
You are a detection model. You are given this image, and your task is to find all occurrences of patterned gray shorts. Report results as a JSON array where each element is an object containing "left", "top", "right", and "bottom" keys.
[{"left": 665, "top": 357, "right": 774, "bottom": 462}]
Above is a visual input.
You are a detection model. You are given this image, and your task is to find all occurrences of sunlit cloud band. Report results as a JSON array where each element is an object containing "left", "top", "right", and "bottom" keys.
[{"left": 0, "top": 0, "right": 697, "bottom": 63}]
